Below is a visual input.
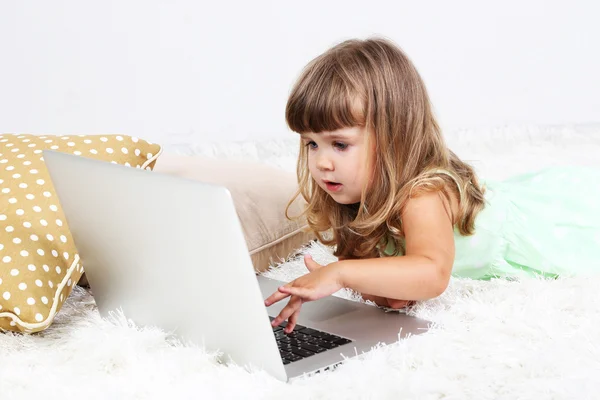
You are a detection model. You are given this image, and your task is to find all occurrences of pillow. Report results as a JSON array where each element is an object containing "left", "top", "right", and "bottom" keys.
[
  {"left": 153, "top": 152, "right": 314, "bottom": 272},
  {"left": 0, "top": 134, "right": 162, "bottom": 333}
]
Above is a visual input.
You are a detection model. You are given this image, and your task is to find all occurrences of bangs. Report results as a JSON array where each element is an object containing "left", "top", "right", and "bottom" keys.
[{"left": 285, "top": 60, "right": 366, "bottom": 134}]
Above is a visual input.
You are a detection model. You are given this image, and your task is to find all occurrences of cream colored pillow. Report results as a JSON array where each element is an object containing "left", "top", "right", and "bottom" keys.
[
  {"left": 0, "top": 134, "right": 162, "bottom": 333},
  {"left": 153, "top": 153, "right": 314, "bottom": 272}
]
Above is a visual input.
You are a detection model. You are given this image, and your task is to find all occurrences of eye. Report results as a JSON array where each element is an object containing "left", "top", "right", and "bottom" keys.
[
  {"left": 333, "top": 141, "right": 348, "bottom": 150},
  {"left": 305, "top": 140, "right": 318, "bottom": 150}
]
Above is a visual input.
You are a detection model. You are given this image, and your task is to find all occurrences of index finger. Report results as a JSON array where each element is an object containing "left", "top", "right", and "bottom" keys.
[{"left": 264, "top": 287, "right": 291, "bottom": 307}]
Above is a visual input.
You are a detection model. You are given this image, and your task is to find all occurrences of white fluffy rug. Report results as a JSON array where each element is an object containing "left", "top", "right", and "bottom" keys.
[{"left": 2, "top": 123, "right": 600, "bottom": 399}]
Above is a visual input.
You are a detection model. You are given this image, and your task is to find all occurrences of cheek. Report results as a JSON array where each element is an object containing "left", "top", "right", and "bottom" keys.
[
  {"left": 306, "top": 155, "right": 315, "bottom": 171},
  {"left": 352, "top": 159, "right": 371, "bottom": 186},
  {"left": 306, "top": 156, "right": 319, "bottom": 178}
]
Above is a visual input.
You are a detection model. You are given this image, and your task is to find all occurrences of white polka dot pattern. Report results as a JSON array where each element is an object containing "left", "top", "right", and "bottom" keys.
[{"left": 0, "top": 134, "right": 162, "bottom": 333}]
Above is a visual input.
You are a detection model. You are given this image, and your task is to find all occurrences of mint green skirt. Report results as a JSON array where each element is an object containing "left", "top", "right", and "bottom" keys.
[{"left": 453, "top": 166, "right": 600, "bottom": 280}]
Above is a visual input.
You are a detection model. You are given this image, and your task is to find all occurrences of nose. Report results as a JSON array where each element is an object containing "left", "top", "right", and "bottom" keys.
[{"left": 315, "top": 152, "right": 334, "bottom": 171}]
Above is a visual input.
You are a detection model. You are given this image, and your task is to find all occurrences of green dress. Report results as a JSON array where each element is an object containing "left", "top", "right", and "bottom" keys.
[{"left": 385, "top": 166, "right": 600, "bottom": 280}]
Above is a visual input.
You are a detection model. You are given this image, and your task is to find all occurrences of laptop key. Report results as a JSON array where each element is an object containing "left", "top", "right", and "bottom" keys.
[
  {"left": 280, "top": 350, "right": 293, "bottom": 359},
  {"left": 297, "top": 334, "right": 313, "bottom": 342},
  {"left": 333, "top": 338, "right": 352, "bottom": 346},
  {"left": 299, "top": 342, "right": 326, "bottom": 353},
  {"left": 320, "top": 333, "right": 338, "bottom": 342},
  {"left": 308, "top": 331, "right": 327, "bottom": 338},
  {"left": 289, "top": 331, "right": 310, "bottom": 340},
  {"left": 298, "top": 327, "right": 318, "bottom": 336},
  {"left": 315, "top": 340, "right": 337, "bottom": 349},
  {"left": 284, "top": 353, "right": 303, "bottom": 363},
  {"left": 274, "top": 331, "right": 287, "bottom": 340},
  {"left": 290, "top": 347, "right": 314, "bottom": 358}
]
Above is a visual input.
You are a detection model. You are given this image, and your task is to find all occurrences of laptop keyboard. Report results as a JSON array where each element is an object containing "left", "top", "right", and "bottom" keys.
[{"left": 269, "top": 317, "right": 353, "bottom": 365}]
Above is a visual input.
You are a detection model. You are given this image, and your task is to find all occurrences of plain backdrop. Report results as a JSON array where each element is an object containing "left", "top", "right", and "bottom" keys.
[{"left": 1, "top": 0, "right": 599, "bottom": 144}]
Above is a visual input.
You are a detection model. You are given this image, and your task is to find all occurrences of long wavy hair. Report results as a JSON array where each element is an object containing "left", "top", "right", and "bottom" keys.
[{"left": 285, "top": 37, "right": 486, "bottom": 259}]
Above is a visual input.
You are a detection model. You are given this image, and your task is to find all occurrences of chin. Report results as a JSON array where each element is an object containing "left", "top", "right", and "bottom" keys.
[{"left": 330, "top": 193, "right": 361, "bottom": 205}]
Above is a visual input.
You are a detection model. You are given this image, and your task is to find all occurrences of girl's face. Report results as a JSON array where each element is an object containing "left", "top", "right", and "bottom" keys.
[{"left": 302, "top": 126, "right": 372, "bottom": 205}]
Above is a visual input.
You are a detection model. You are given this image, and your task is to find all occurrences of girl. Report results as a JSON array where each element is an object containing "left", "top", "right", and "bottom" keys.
[{"left": 264, "top": 37, "right": 600, "bottom": 333}]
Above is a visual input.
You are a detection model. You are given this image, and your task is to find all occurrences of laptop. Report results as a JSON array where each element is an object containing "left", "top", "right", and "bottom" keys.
[{"left": 43, "top": 150, "right": 431, "bottom": 382}]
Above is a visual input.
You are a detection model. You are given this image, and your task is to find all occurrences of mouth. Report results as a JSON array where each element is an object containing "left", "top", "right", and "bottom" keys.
[{"left": 323, "top": 180, "right": 343, "bottom": 192}]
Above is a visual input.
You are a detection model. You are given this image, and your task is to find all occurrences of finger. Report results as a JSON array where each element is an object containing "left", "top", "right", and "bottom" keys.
[
  {"left": 304, "top": 254, "right": 322, "bottom": 272},
  {"left": 271, "top": 296, "right": 302, "bottom": 327},
  {"left": 271, "top": 298, "right": 298, "bottom": 327},
  {"left": 278, "top": 285, "right": 313, "bottom": 300},
  {"left": 387, "top": 299, "right": 412, "bottom": 309},
  {"left": 285, "top": 309, "right": 301, "bottom": 334},
  {"left": 264, "top": 289, "right": 291, "bottom": 307}
]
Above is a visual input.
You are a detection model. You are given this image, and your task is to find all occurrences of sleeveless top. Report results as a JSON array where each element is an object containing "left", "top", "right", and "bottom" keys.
[{"left": 381, "top": 166, "right": 600, "bottom": 280}]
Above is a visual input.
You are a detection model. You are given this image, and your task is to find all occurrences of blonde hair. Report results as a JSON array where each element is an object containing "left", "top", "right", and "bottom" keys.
[{"left": 285, "top": 37, "right": 486, "bottom": 259}]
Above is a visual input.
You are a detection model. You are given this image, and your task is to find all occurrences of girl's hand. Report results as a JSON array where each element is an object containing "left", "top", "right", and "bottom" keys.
[
  {"left": 387, "top": 299, "right": 415, "bottom": 309},
  {"left": 264, "top": 255, "right": 344, "bottom": 333},
  {"left": 360, "top": 293, "right": 415, "bottom": 309}
]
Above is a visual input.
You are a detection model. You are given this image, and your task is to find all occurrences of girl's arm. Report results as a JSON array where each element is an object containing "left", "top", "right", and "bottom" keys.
[
  {"left": 339, "top": 190, "right": 457, "bottom": 301},
  {"left": 338, "top": 256, "right": 402, "bottom": 308},
  {"left": 265, "top": 189, "right": 457, "bottom": 330}
]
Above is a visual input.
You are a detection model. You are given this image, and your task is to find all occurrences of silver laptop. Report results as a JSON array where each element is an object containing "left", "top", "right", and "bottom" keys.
[{"left": 43, "top": 150, "right": 431, "bottom": 382}]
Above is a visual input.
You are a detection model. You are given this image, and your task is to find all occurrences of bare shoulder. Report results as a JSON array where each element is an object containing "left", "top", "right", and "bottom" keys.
[
  {"left": 405, "top": 185, "right": 460, "bottom": 225},
  {"left": 401, "top": 188, "right": 458, "bottom": 272}
]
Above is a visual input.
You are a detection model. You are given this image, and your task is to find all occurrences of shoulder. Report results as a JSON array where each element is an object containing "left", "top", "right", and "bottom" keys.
[
  {"left": 404, "top": 184, "right": 460, "bottom": 226},
  {"left": 401, "top": 189, "right": 457, "bottom": 267}
]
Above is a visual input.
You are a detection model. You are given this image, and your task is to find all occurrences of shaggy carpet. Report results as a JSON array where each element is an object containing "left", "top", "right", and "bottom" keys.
[{"left": 1, "top": 123, "right": 599, "bottom": 399}]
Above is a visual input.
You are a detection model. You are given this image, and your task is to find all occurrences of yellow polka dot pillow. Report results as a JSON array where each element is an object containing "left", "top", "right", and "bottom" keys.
[{"left": 0, "top": 134, "right": 162, "bottom": 333}]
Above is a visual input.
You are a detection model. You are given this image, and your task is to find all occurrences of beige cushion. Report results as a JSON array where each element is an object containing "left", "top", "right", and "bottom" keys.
[
  {"left": 0, "top": 134, "right": 162, "bottom": 333},
  {"left": 153, "top": 153, "right": 313, "bottom": 272}
]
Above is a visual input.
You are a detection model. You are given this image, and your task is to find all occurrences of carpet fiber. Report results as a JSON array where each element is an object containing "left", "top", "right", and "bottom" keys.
[{"left": 2, "top": 123, "right": 600, "bottom": 399}]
